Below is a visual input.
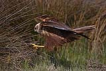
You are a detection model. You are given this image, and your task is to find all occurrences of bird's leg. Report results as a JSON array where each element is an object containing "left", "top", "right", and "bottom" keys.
[{"left": 31, "top": 44, "right": 44, "bottom": 50}]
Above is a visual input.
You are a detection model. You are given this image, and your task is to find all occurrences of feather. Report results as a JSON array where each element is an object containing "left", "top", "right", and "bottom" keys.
[
  {"left": 41, "top": 21, "right": 71, "bottom": 31},
  {"left": 73, "top": 25, "right": 95, "bottom": 33},
  {"left": 44, "top": 32, "right": 66, "bottom": 51},
  {"left": 41, "top": 22, "right": 89, "bottom": 39}
]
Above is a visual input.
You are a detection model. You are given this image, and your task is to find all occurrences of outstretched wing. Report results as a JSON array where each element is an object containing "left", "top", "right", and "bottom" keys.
[{"left": 41, "top": 22, "right": 89, "bottom": 39}]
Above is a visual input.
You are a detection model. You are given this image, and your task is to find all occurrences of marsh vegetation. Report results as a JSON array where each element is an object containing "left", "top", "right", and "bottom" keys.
[{"left": 0, "top": 0, "right": 106, "bottom": 71}]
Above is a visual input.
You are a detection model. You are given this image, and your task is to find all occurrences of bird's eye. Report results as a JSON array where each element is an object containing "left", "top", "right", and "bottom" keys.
[
  {"left": 34, "top": 26, "right": 37, "bottom": 31},
  {"left": 35, "top": 27, "right": 37, "bottom": 30}
]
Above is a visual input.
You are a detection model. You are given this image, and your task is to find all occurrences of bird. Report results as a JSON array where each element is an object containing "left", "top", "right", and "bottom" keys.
[{"left": 34, "top": 15, "right": 95, "bottom": 51}]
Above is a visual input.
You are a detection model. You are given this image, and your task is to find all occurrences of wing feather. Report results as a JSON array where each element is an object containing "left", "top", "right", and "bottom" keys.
[
  {"left": 41, "top": 22, "right": 89, "bottom": 39},
  {"left": 42, "top": 21, "right": 71, "bottom": 31}
]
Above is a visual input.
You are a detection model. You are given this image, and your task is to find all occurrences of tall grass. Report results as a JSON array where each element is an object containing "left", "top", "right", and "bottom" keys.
[{"left": 0, "top": 0, "right": 106, "bottom": 71}]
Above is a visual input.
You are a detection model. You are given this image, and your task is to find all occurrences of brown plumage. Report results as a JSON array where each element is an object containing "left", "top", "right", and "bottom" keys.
[{"left": 34, "top": 15, "right": 95, "bottom": 51}]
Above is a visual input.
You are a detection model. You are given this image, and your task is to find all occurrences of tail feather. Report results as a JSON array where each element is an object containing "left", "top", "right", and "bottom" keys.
[
  {"left": 73, "top": 25, "right": 95, "bottom": 33},
  {"left": 73, "top": 25, "right": 95, "bottom": 39}
]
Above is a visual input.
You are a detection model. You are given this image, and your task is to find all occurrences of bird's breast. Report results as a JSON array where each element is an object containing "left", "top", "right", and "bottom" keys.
[{"left": 41, "top": 30, "right": 50, "bottom": 36}]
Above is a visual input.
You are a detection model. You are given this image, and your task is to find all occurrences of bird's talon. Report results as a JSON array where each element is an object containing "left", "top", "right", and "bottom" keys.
[{"left": 31, "top": 44, "right": 44, "bottom": 49}]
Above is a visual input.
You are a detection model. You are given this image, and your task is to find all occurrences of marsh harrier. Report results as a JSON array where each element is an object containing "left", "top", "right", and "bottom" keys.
[{"left": 34, "top": 15, "right": 95, "bottom": 51}]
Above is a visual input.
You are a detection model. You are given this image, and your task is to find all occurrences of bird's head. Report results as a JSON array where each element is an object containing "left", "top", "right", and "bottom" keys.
[{"left": 34, "top": 23, "right": 41, "bottom": 33}]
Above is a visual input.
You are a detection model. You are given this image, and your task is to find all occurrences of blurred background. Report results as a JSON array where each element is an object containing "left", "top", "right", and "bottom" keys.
[{"left": 0, "top": 0, "right": 106, "bottom": 71}]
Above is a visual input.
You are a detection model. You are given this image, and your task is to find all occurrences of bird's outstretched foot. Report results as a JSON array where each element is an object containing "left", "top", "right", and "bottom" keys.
[{"left": 31, "top": 44, "right": 44, "bottom": 50}]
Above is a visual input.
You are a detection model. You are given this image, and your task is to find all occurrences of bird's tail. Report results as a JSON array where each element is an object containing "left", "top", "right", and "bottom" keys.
[
  {"left": 73, "top": 25, "right": 95, "bottom": 34},
  {"left": 73, "top": 25, "right": 95, "bottom": 39}
]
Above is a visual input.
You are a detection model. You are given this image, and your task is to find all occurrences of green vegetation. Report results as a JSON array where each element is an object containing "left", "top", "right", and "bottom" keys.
[{"left": 0, "top": 0, "right": 106, "bottom": 71}]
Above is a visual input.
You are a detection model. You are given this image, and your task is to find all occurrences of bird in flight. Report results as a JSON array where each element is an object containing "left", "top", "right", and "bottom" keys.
[{"left": 34, "top": 15, "right": 95, "bottom": 51}]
